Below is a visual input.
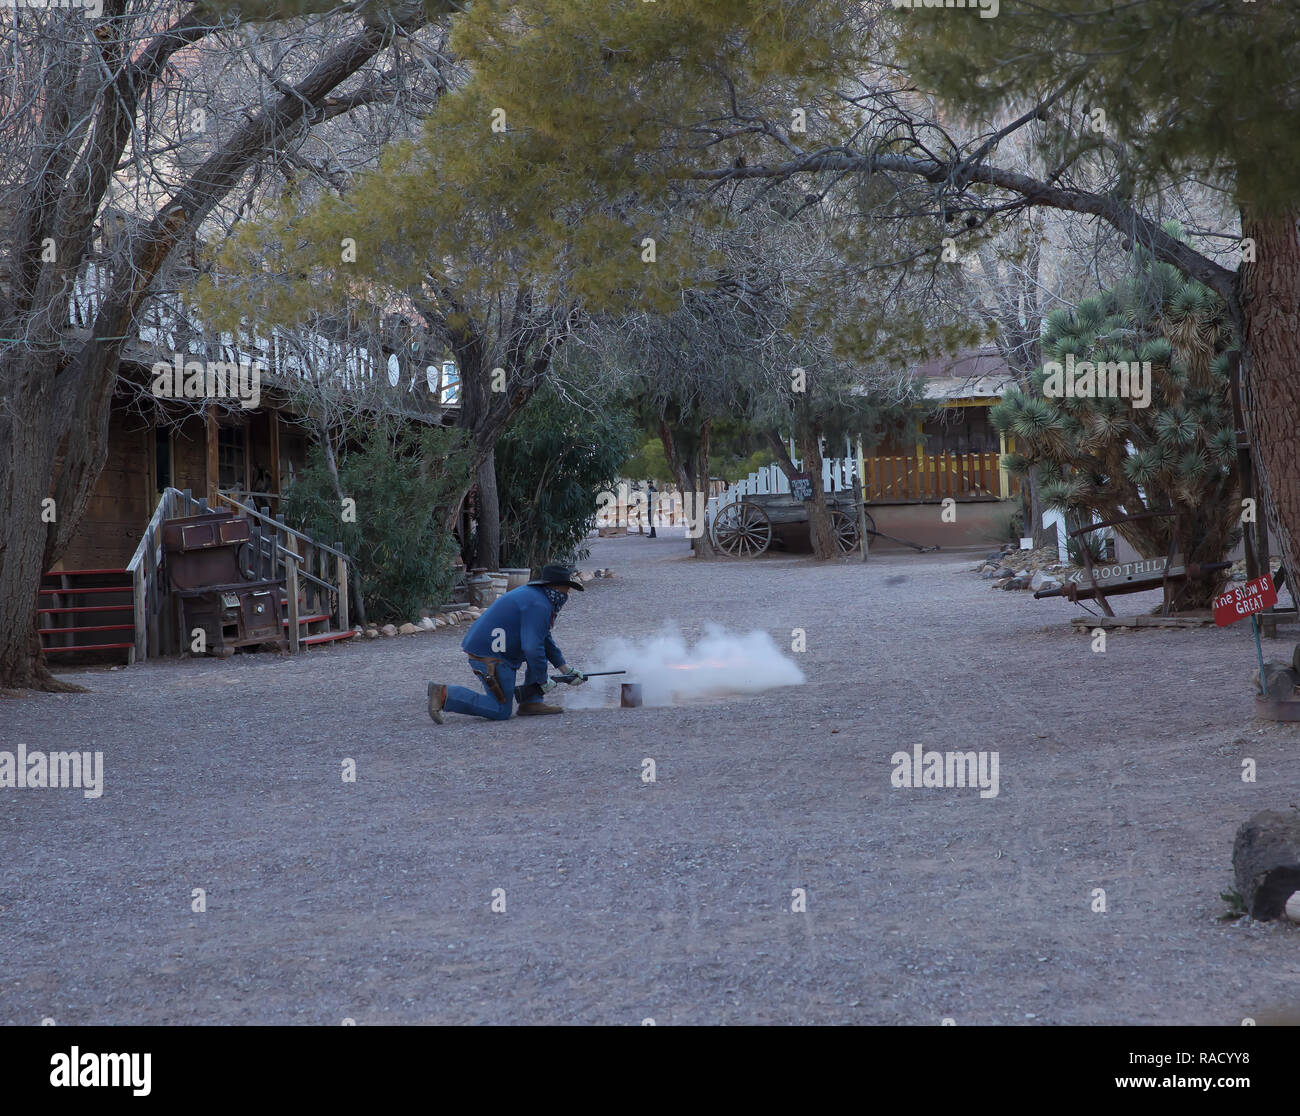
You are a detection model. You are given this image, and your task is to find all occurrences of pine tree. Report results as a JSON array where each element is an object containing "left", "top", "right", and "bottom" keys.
[{"left": 991, "top": 238, "right": 1239, "bottom": 609}]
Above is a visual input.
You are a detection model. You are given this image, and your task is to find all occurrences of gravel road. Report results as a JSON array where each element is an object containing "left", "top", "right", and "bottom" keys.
[{"left": 3, "top": 532, "right": 1298, "bottom": 1025}]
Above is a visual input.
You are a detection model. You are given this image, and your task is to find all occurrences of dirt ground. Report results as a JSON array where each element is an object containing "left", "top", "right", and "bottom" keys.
[{"left": 3, "top": 532, "right": 1299, "bottom": 1025}]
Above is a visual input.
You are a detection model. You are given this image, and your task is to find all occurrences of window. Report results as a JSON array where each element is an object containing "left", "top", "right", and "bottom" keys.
[
  {"left": 155, "top": 427, "right": 171, "bottom": 495},
  {"left": 922, "top": 407, "right": 998, "bottom": 454},
  {"left": 218, "top": 425, "right": 246, "bottom": 489}
]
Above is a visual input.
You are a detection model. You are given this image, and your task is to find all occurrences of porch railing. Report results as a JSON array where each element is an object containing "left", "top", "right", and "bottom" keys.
[
  {"left": 216, "top": 491, "right": 352, "bottom": 644},
  {"left": 125, "top": 486, "right": 207, "bottom": 662},
  {"left": 863, "top": 451, "right": 1014, "bottom": 503}
]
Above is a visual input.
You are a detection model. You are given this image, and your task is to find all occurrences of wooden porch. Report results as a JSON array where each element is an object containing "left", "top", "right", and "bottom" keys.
[{"left": 862, "top": 451, "right": 1017, "bottom": 504}]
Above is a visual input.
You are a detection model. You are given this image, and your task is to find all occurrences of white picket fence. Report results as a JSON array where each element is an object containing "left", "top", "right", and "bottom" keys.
[{"left": 705, "top": 456, "right": 859, "bottom": 524}]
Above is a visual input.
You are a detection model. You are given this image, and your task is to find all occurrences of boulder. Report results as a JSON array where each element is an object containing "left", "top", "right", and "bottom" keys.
[
  {"left": 399, "top": 622, "right": 419, "bottom": 635},
  {"left": 419, "top": 617, "right": 436, "bottom": 631},
  {"left": 1233, "top": 809, "right": 1300, "bottom": 920},
  {"left": 602, "top": 569, "right": 614, "bottom": 579},
  {"left": 380, "top": 624, "right": 398, "bottom": 637},
  {"left": 441, "top": 613, "right": 457, "bottom": 625},
  {"left": 364, "top": 628, "right": 379, "bottom": 640},
  {"left": 1030, "top": 571, "right": 1062, "bottom": 593},
  {"left": 994, "top": 567, "right": 1014, "bottom": 579},
  {"left": 1003, "top": 577, "right": 1028, "bottom": 590},
  {"left": 1253, "top": 661, "right": 1300, "bottom": 697}
]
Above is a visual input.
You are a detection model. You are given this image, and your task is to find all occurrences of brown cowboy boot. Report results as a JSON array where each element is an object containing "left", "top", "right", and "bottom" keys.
[
  {"left": 517, "top": 700, "right": 563, "bottom": 716},
  {"left": 427, "top": 682, "right": 446, "bottom": 724}
]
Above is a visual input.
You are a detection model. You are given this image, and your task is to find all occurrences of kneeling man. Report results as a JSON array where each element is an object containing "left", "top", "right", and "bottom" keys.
[{"left": 427, "top": 564, "right": 588, "bottom": 722}]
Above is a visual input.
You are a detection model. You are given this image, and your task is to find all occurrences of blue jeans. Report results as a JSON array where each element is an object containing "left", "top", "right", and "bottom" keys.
[{"left": 443, "top": 658, "right": 542, "bottom": 720}]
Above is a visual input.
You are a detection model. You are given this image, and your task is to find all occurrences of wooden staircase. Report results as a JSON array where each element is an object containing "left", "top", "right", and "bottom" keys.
[
  {"left": 218, "top": 492, "right": 356, "bottom": 653},
  {"left": 76, "top": 487, "right": 360, "bottom": 664},
  {"left": 38, "top": 568, "right": 135, "bottom": 661},
  {"left": 279, "top": 589, "right": 357, "bottom": 648}
]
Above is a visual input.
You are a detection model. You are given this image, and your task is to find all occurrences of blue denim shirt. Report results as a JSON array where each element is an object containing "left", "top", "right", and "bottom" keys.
[{"left": 460, "top": 584, "right": 566, "bottom": 686}]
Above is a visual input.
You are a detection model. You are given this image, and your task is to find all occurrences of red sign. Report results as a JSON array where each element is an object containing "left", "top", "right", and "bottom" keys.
[{"left": 1213, "top": 574, "right": 1277, "bottom": 626}]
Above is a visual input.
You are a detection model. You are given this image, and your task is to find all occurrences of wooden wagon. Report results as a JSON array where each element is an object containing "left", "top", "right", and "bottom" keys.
[{"left": 710, "top": 489, "right": 873, "bottom": 557}]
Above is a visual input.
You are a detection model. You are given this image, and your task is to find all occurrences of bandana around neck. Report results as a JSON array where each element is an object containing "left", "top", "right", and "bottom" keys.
[{"left": 543, "top": 586, "right": 568, "bottom": 625}]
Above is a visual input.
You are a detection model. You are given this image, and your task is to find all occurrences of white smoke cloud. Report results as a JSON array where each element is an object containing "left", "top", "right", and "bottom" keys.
[{"left": 564, "top": 623, "right": 805, "bottom": 708}]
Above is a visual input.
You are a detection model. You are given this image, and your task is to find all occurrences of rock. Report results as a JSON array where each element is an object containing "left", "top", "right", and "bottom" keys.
[
  {"left": 993, "top": 578, "right": 1012, "bottom": 589},
  {"left": 1015, "top": 569, "right": 1030, "bottom": 579},
  {"left": 602, "top": 570, "right": 614, "bottom": 579},
  {"left": 594, "top": 569, "right": 605, "bottom": 578},
  {"left": 380, "top": 624, "right": 398, "bottom": 637},
  {"left": 1253, "top": 661, "right": 1300, "bottom": 697},
  {"left": 1030, "top": 571, "right": 1061, "bottom": 593},
  {"left": 982, "top": 570, "right": 997, "bottom": 579},
  {"left": 441, "top": 613, "right": 457, "bottom": 625},
  {"left": 1233, "top": 809, "right": 1300, "bottom": 920},
  {"left": 399, "top": 622, "right": 419, "bottom": 635},
  {"left": 995, "top": 567, "right": 1014, "bottom": 579},
  {"left": 434, "top": 617, "right": 447, "bottom": 628},
  {"left": 419, "top": 617, "right": 436, "bottom": 631},
  {"left": 1003, "top": 577, "right": 1028, "bottom": 590},
  {"left": 986, "top": 552, "right": 1003, "bottom": 563},
  {"left": 364, "top": 628, "right": 379, "bottom": 640}
]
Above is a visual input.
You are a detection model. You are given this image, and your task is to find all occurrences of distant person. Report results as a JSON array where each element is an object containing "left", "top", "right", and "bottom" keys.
[{"left": 426, "top": 564, "right": 588, "bottom": 722}]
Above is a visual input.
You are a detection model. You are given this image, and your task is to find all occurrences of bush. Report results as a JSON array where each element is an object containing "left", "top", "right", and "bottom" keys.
[
  {"left": 283, "top": 423, "right": 469, "bottom": 624},
  {"left": 494, "top": 385, "right": 638, "bottom": 569}
]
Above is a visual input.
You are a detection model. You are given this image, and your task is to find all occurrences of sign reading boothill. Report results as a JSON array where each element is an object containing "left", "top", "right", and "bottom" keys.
[
  {"left": 1068, "top": 556, "right": 1170, "bottom": 586},
  {"left": 790, "top": 473, "right": 814, "bottom": 502},
  {"left": 1213, "top": 574, "right": 1277, "bottom": 626}
]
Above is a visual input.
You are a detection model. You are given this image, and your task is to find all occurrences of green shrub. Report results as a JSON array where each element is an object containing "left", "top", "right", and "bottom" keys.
[
  {"left": 283, "top": 423, "right": 469, "bottom": 624},
  {"left": 494, "top": 385, "right": 638, "bottom": 569}
]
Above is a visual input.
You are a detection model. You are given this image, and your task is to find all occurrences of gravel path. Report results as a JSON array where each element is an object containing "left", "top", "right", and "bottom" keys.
[{"left": 3, "top": 532, "right": 1298, "bottom": 1025}]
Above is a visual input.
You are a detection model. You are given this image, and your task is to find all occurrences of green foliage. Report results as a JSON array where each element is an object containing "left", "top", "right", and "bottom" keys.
[
  {"left": 990, "top": 232, "right": 1239, "bottom": 578},
  {"left": 494, "top": 385, "right": 638, "bottom": 570},
  {"left": 896, "top": 1, "right": 1300, "bottom": 214},
  {"left": 621, "top": 437, "right": 674, "bottom": 485},
  {"left": 283, "top": 424, "right": 469, "bottom": 623}
]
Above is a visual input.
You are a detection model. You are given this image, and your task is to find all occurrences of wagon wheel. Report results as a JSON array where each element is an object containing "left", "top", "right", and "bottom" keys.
[
  {"left": 712, "top": 500, "right": 773, "bottom": 557},
  {"left": 830, "top": 510, "right": 860, "bottom": 554}
]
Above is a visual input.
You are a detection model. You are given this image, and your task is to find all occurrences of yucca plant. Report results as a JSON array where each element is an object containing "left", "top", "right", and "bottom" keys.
[{"left": 990, "top": 226, "right": 1240, "bottom": 609}]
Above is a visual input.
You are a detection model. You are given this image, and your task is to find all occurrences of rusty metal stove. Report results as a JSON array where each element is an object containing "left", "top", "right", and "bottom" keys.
[{"left": 163, "top": 510, "right": 285, "bottom": 655}]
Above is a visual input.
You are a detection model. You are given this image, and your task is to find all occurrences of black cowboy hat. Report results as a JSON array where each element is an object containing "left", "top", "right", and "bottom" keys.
[{"left": 526, "top": 564, "right": 585, "bottom": 591}]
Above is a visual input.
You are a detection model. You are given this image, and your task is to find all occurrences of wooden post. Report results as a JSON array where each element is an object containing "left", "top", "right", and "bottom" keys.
[
  {"left": 853, "top": 477, "right": 869, "bottom": 563},
  {"left": 285, "top": 554, "right": 300, "bottom": 653},
  {"left": 269, "top": 408, "right": 281, "bottom": 505},
  {"left": 132, "top": 564, "right": 146, "bottom": 663},
  {"left": 205, "top": 406, "right": 219, "bottom": 506},
  {"left": 335, "top": 543, "right": 350, "bottom": 632}
]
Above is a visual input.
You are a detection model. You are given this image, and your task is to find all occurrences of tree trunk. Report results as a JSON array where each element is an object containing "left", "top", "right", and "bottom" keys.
[
  {"left": 474, "top": 448, "right": 501, "bottom": 570},
  {"left": 692, "top": 418, "right": 716, "bottom": 557},
  {"left": 1239, "top": 208, "right": 1300, "bottom": 592},
  {"left": 795, "top": 424, "right": 837, "bottom": 560},
  {"left": 657, "top": 417, "right": 715, "bottom": 557},
  {"left": 0, "top": 381, "right": 84, "bottom": 693}
]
